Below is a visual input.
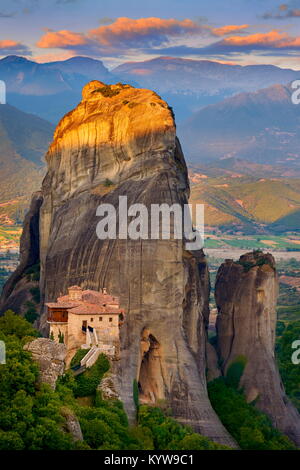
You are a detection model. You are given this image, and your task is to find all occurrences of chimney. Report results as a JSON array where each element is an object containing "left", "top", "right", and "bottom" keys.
[{"left": 68, "top": 285, "right": 82, "bottom": 301}]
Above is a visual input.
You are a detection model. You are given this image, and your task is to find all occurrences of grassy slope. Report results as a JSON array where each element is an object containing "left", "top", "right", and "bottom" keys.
[{"left": 190, "top": 176, "right": 300, "bottom": 228}]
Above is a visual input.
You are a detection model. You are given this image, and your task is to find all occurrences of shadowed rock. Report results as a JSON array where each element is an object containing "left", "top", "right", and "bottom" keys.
[{"left": 215, "top": 251, "right": 300, "bottom": 446}]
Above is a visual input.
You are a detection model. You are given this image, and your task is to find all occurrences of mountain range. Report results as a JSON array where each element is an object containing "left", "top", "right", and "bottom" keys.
[
  {"left": 181, "top": 84, "right": 300, "bottom": 165},
  {"left": 0, "top": 55, "right": 116, "bottom": 122},
  {"left": 0, "top": 103, "right": 53, "bottom": 223},
  {"left": 1, "top": 55, "right": 300, "bottom": 232},
  {"left": 1, "top": 55, "right": 300, "bottom": 123}
]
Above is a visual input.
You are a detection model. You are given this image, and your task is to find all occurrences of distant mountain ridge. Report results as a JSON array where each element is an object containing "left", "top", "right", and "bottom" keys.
[
  {"left": 1, "top": 55, "right": 300, "bottom": 123},
  {"left": 0, "top": 55, "right": 117, "bottom": 122},
  {"left": 0, "top": 55, "right": 113, "bottom": 95},
  {"left": 113, "top": 56, "right": 300, "bottom": 94},
  {"left": 0, "top": 103, "right": 53, "bottom": 223},
  {"left": 181, "top": 83, "right": 300, "bottom": 165}
]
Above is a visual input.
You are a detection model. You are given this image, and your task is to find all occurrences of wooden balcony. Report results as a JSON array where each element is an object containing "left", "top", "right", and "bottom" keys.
[{"left": 47, "top": 308, "right": 68, "bottom": 323}]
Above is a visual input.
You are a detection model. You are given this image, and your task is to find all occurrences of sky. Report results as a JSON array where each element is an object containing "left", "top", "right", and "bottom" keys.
[{"left": 1, "top": 0, "right": 300, "bottom": 69}]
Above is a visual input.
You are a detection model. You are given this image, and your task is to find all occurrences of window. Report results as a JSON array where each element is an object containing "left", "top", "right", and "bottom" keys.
[
  {"left": 109, "top": 317, "right": 113, "bottom": 322},
  {"left": 99, "top": 317, "right": 103, "bottom": 321},
  {"left": 90, "top": 318, "right": 93, "bottom": 322}
]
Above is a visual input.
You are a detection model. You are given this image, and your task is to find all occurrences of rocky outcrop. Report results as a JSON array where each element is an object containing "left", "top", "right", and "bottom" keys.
[
  {"left": 215, "top": 251, "right": 300, "bottom": 446},
  {"left": 3, "top": 80, "right": 236, "bottom": 447},
  {"left": 24, "top": 338, "right": 66, "bottom": 389},
  {"left": 98, "top": 371, "right": 121, "bottom": 401},
  {"left": 60, "top": 406, "right": 83, "bottom": 441}
]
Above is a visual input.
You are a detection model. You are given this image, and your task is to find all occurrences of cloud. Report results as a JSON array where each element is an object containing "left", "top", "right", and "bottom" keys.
[
  {"left": 0, "top": 39, "right": 31, "bottom": 55},
  {"left": 98, "top": 17, "right": 115, "bottom": 25},
  {"left": 202, "top": 30, "right": 300, "bottom": 54},
  {"left": 0, "top": 11, "right": 15, "bottom": 18},
  {"left": 88, "top": 17, "right": 204, "bottom": 48},
  {"left": 262, "top": 3, "right": 300, "bottom": 19},
  {"left": 36, "top": 16, "right": 210, "bottom": 55},
  {"left": 35, "top": 16, "right": 300, "bottom": 60},
  {"left": 211, "top": 24, "right": 249, "bottom": 36},
  {"left": 37, "top": 30, "right": 88, "bottom": 48},
  {"left": 146, "top": 29, "right": 300, "bottom": 58}
]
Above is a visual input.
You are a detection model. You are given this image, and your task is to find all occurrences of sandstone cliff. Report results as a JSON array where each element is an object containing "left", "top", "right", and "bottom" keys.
[
  {"left": 1, "top": 81, "right": 236, "bottom": 447},
  {"left": 215, "top": 251, "right": 300, "bottom": 445}
]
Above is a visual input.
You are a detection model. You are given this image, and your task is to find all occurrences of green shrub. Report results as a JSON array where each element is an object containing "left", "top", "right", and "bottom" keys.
[
  {"left": 24, "top": 308, "right": 38, "bottom": 324},
  {"left": 0, "top": 310, "right": 38, "bottom": 339},
  {"left": 138, "top": 405, "right": 229, "bottom": 450},
  {"left": 225, "top": 355, "right": 247, "bottom": 389},
  {"left": 73, "top": 354, "right": 109, "bottom": 397},
  {"left": 104, "top": 178, "right": 114, "bottom": 187},
  {"left": 208, "top": 378, "right": 295, "bottom": 450},
  {"left": 0, "top": 318, "right": 75, "bottom": 450},
  {"left": 70, "top": 348, "right": 90, "bottom": 368},
  {"left": 30, "top": 287, "right": 40, "bottom": 304},
  {"left": 24, "top": 263, "right": 40, "bottom": 281},
  {"left": 276, "top": 321, "right": 286, "bottom": 337},
  {"left": 276, "top": 321, "right": 300, "bottom": 411}
]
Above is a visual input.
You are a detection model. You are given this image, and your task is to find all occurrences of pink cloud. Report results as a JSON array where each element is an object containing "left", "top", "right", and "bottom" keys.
[
  {"left": 0, "top": 39, "right": 30, "bottom": 55},
  {"left": 211, "top": 24, "right": 249, "bottom": 36},
  {"left": 221, "top": 30, "right": 300, "bottom": 48},
  {"left": 36, "top": 17, "right": 207, "bottom": 53},
  {"left": 89, "top": 17, "right": 202, "bottom": 46},
  {"left": 37, "top": 30, "right": 88, "bottom": 48},
  {"left": 221, "top": 30, "right": 288, "bottom": 47}
]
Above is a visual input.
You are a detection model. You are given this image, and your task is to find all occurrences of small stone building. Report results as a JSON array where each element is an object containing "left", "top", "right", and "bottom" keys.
[{"left": 46, "top": 286, "right": 124, "bottom": 364}]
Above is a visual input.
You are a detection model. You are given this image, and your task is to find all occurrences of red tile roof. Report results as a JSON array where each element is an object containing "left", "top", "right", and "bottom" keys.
[
  {"left": 48, "top": 287, "right": 124, "bottom": 316},
  {"left": 46, "top": 301, "right": 79, "bottom": 309},
  {"left": 69, "top": 303, "right": 121, "bottom": 315}
]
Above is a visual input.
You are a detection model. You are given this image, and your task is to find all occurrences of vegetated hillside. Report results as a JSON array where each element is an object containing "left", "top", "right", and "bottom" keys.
[
  {"left": 181, "top": 83, "right": 300, "bottom": 165},
  {"left": 189, "top": 175, "right": 300, "bottom": 230},
  {"left": 0, "top": 104, "right": 53, "bottom": 223},
  {"left": 1, "top": 311, "right": 294, "bottom": 450},
  {"left": 189, "top": 157, "right": 300, "bottom": 179}
]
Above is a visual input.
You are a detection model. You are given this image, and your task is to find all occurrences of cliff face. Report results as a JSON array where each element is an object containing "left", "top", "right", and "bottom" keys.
[
  {"left": 1, "top": 80, "right": 236, "bottom": 447},
  {"left": 215, "top": 252, "right": 300, "bottom": 445}
]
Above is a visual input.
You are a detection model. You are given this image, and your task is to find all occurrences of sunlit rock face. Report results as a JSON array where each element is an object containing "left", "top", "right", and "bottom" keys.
[
  {"left": 1, "top": 81, "right": 236, "bottom": 447},
  {"left": 215, "top": 252, "right": 300, "bottom": 446}
]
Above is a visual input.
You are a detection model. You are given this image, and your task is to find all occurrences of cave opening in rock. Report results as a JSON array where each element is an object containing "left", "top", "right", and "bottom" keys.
[{"left": 138, "top": 331, "right": 165, "bottom": 404}]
